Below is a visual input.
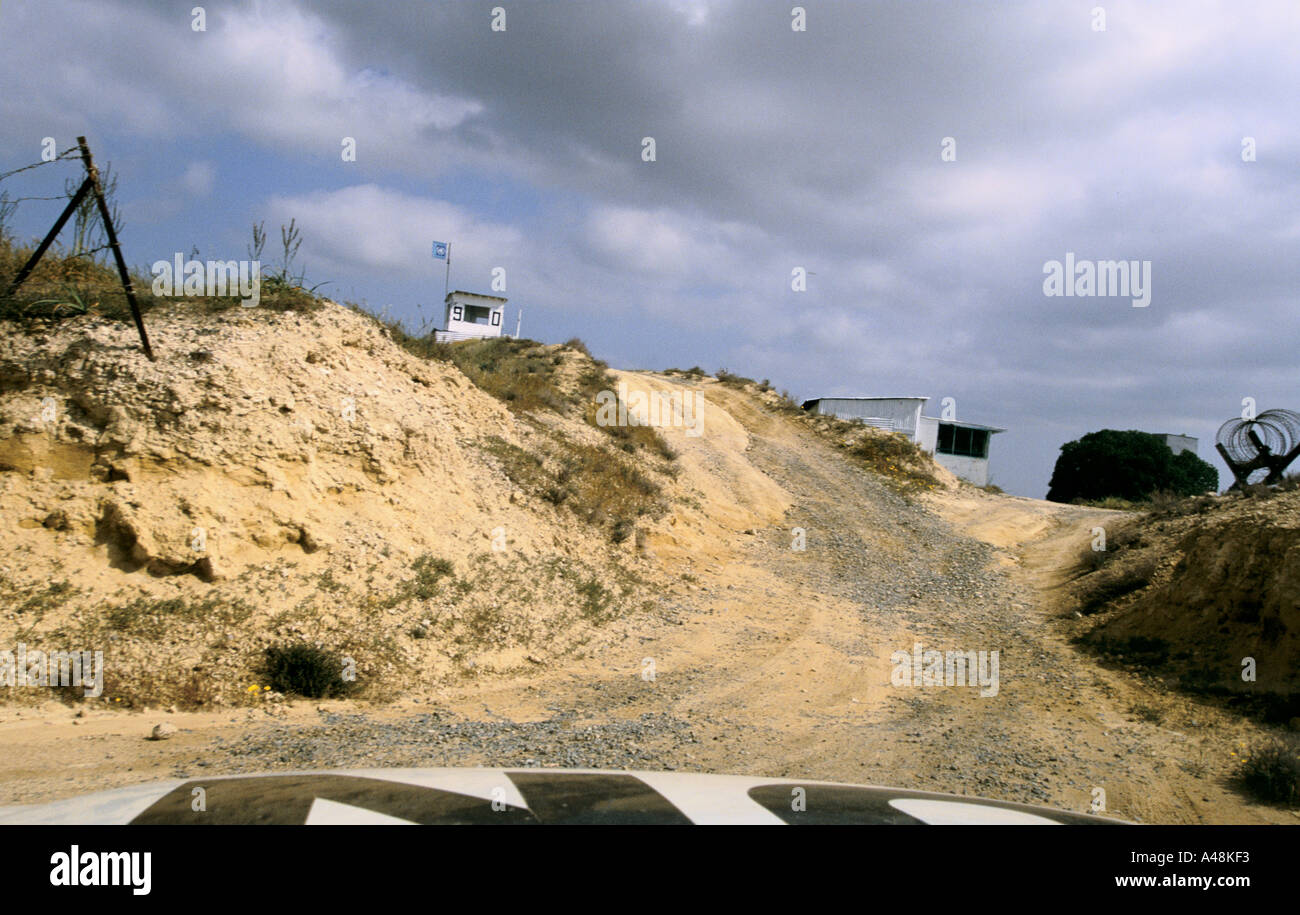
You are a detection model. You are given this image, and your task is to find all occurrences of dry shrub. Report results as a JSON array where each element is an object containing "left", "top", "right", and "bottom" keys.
[{"left": 846, "top": 429, "right": 940, "bottom": 492}]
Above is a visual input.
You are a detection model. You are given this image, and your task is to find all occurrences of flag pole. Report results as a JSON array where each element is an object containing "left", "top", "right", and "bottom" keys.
[{"left": 444, "top": 243, "right": 451, "bottom": 302}]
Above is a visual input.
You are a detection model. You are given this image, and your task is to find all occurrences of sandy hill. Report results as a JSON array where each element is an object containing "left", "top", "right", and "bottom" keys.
[{"left": 0, "top": 299, "right": 879, "bottom": 707}]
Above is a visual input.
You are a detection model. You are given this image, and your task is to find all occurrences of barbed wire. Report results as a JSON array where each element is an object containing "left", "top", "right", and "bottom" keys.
[
  {"left": 5, "top": 193, "right": 74, "bottom": 203},
  {"left": 0, "top": 147, "right": 82, "bottom": 183},
  {"left": 69, "top": 243, "right": 115, "bottom": 259}
]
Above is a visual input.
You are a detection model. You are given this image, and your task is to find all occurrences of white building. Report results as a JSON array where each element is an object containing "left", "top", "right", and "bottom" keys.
[
  {"left": 1154, "top": 433, "right": 1198, "bottom": 456},
  {"left": 801, "top": 395, "right": 1005, "bottom": 487},
  {"left": 433, "top": 290, "right": 507, "bottom": 342}
]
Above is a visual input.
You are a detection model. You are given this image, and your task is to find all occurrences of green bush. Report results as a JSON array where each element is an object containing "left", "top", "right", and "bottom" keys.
[
  {"left": 1238, "top": 737, "right": 1300, "bottom": 806},
  {"left": 716, "top": 368, "right": 756, "bottom": 388},
  {"left": 563, "top": 337, "right": 592, "bottom": 357},
  {"left": 262, "top": 642, "right": 353, "bottom": 698},
  {"left": 1047, "top": 430, "right": 1218, "bottom": 503}
]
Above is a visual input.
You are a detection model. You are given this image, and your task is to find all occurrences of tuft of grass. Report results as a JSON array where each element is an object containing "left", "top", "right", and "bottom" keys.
[
  {"left": 103, "top": 593, "right": 255, "bottom": 636},
  {"left": 0, "top": 232, "right": 326, "bottom": 324},
  {"left": 409, "top": 554, "right": 455, "bottom": 599},
  {"left": 480, "top": 435, "right": 549, "bottom": 492},
  {"left": 569, "top": 361, "right": 677, "bottom": 463},
  {"left": 13, "top": 579, "right": 78, "bottom": 620},
  {"left": 262, "top": 641, "right": 354, "bottom": 699},
  {"left": 365, "top": 310, "right": 455, "bottom": 362},
  {"left": 1129, "top": 703, "right": 1164, "bottom": 724},
  {"left": 1077, "top": 556, "right": 1158, "bottom": 614},
  {"left": 448, "top": 337, "right": 570, "bottom": 413},
  {"left": 1237, "top": 474, "right": 1300, "bottom": 500},
  {"left": 663, "top": 366, "right": 707, "bottom": 379},
  {"left": 357, "top": 317, "right": 680, "bottom": 470},
  {"left": 1080, "top": 546, "right": 1110, "bottom": 572},
  {"left": 846, "top": 429, "right": 939, "bottom": 493},
  {"left": 583, "top": 396, "right": 679, "bottom": 461},
  {"left": 771, "top": 390, "right": 803, "bottom": 414},
  {"left": 479, "top": 433, "right": 668, "bottom": 542},
  {"left": 315, "top": 567, "right": 347, "bottom": 593},
  {"left": 556, "top": 441, "right": 667, "bottom": 533},
  {"left": 1076, "top": 490, "right": 1219, "bottom": 515},
  {"left": 577, "top": 577, "right": 614, "bottom": 622},
  {"left": 0, "top": 234, "right": 134, "bottom": 320},
  {"left": 715, "top": 368, "right": 756, "bottom": 388},
  {"left": 1074, "top": 495, "right": 1138, "bottom": 510},
  {"left": 1145, "top": 489, "right": 1218, "bottom": 519},
  {"left": 343, "top": 316, "right": 680, "bottom": 539},
  {"left": 1237, "top": 737, "right": 1300, "bottom": 806},
  {"left": 1079, "top": 521, "right": 1146, "bottom": 572},
  {"left": 377, "top": 553, "right": 456, "bottom": 609}
]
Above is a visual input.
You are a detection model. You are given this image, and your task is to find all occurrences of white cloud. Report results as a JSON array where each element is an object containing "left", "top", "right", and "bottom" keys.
[
  {"left": 0, "top": 1, "right": 484, "bottom": 169},
  {"left": 264, "top": 184, "right": 522, "bottom": 279},
  {"left": 208, "top": 7, "right": 482, "bottom": 150},
  {"left": 180, "top": 162, "right": 215, "bottom": 198},
  {"left": 583, "top": 206, "right": 765, "bottom": 279}
]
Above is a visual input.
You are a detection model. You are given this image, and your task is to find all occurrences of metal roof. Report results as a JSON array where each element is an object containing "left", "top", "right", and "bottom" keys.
[
  {"left": 801, "top": 395, "right": 929, "bottom": 410},
  {"left": 923, "top": 416, "right": 1006, "bottom": 433},
  {"left": 445, "top": 290, "right": 508, "bottom": 303},
  {"left": 805, "top": 395, "right": 929, "bottom": 402}
]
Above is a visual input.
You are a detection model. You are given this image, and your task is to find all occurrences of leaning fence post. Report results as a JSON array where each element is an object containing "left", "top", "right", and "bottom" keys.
[{"left": 76, "top": 136, "right": 154, "bottom": 361}]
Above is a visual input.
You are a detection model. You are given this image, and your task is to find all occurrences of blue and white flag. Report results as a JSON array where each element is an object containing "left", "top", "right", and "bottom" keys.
[{"left": 432, "top": 241, "right": 449, "bottom": 261}]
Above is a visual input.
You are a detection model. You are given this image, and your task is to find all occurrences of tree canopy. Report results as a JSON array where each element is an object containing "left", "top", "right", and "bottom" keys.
[{"left": 1046, "top": 429, "right": 1219, "bottom": 503}]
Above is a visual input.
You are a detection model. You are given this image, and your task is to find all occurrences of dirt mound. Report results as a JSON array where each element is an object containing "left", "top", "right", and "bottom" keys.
[
  {"left": 0, "top": 303, "right": 529, "bottom": 577},
  {"left": 0, "top": 303, "right": 690, "bottom": 707},
  {"left": 1073, "top": 490, "right": 1300, "bottom": 713},
  {"left": 0, "top": 302, "right": 815, "bottom": 709}
]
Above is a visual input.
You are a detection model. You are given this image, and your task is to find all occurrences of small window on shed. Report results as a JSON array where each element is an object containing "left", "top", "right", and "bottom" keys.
[
  {"left": 936, "top": 424, "right": 990, "bottom": 458},
  {"left": 937, "top": 423, "right": 955, "bottom": 453}
]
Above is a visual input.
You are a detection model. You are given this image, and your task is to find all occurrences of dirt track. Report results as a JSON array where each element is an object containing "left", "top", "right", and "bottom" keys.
[{"left": 0, "top": 379, "right": 1292, "bottom": 823}]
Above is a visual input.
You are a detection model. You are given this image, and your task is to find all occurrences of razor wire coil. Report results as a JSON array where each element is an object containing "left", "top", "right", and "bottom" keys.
[{"left": 1216, "top": 409, "right": 1300, "bottom": 462}]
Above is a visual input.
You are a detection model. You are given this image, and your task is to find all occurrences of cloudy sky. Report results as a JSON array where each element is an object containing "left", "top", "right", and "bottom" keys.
[{"left": 2, "top": 0, "right": 1297, "bottom": 496}]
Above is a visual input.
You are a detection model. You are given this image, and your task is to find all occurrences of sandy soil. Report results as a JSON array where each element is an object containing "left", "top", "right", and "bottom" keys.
[{"left": 1, "top": 376, "right": 1293, "bottom": 823}]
